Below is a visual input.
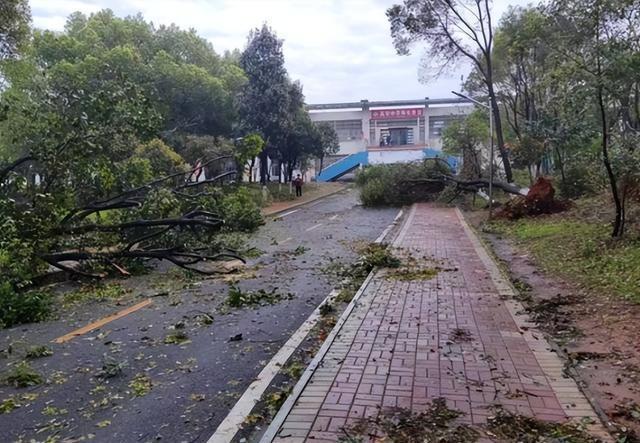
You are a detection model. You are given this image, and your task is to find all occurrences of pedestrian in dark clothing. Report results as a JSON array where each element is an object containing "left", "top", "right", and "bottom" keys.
[{"left": 294, "top": 174, "right": 303, "bottom": 197}]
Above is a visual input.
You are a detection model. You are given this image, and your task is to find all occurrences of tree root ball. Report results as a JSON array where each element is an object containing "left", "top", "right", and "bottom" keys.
[{"left": 495, "top": 177, "right": 569, "bottom": 219}]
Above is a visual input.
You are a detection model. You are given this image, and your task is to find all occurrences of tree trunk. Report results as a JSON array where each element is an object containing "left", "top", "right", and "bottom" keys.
[
  {"left": 248, "top": 158, "right": 255, "bottom": 183},
  {"left": 319, "top": 155, "right": 324, "bottom": 173},
  {"left": 487, "top": 82, "right": 514, "bottom": 183},
  {"left": 258, "top": 150, "right": 268, "bottom": 185},
  {"left": 554, "top": 145, "right": 566, "bottom": 184},
  {"left": 597, "top": 85, "right": 624, "bottom": 237}
]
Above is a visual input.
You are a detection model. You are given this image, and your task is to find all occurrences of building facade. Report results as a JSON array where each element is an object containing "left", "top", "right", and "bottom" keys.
[{"left": 308, "top": 98, "right": 474, "bottom": 180}]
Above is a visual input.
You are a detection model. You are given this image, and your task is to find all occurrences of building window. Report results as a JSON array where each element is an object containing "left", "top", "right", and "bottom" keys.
[
  {"left": 379, "top": 128, "right": 414, "bottom": 146},
  {"left": 374, "top": 119, "right": 418, "bottom": 127},
  {"left": 317, "top": 120, "right": 362, "bottom": 142},
  {"left": 429, "top": 115, "right": 465, "bottom": 137}
]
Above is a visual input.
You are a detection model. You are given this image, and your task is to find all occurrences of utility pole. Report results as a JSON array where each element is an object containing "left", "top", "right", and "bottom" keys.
[{"left": 451, "top": 91, "right": 494, "bottom": 218}]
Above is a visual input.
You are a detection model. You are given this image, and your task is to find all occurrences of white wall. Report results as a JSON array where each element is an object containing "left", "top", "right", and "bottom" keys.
[
  {"left": 368, "top": 149, "right": 427, "bottom": 165},
  {"left": 309, "top": 109, "right": 368, "bottom": 155},
  {"left": 309, "top": 103, "right": 474, "bottom": 155}
]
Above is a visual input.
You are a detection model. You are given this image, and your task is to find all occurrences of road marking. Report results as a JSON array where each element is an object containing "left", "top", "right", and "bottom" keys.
[
  {"left": 53, "top": 299, "right": 153, "bottom": 344},
  {"left": 274, "top": 209, "right": 299, "bottom": 219},
  {"left": 280, "top": 237, "right": 292, "bottom": 244},
  {"left": 305, "top": 223, "right": 323, "bottom": 232},
  {"left": 329, "top": 214, "right": 339, "bottom": 221},
  {"left": 206, "top": 290, "right": 338, "bottom": 443}
]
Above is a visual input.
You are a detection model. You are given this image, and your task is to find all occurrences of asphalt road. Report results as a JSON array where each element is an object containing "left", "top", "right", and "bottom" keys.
[{"left": 0, "top": 188, "right": 398, "bottom": 443}]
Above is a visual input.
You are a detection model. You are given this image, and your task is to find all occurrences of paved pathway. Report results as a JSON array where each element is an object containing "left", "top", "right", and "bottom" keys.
[{"left": 266, "top": 204, "right": 608, "bottom": 442}]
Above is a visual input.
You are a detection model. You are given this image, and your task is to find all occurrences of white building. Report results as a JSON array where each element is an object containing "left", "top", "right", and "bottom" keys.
[{"left": 309, "top": 98, "right": 473, "bottom": 181}]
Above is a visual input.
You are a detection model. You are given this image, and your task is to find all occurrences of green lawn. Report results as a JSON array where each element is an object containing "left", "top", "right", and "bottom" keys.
[{"left": 487, "top": 216, "right": 640, "bottom": 302}]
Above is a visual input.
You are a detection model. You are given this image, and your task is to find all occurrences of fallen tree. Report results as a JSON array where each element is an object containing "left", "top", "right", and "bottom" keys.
[
  {"left": 356, "top": 161, "right": 567, "bottom": 220},
  {"left": 0, "top": 151, "right": 259, "bottom": 287}
]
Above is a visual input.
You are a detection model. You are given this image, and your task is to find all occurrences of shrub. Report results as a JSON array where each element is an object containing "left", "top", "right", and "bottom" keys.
[
  {"left": 0, "top": 283, "right": 51, "bottom": 329},
  {"left": 356, "top": 160, "right": 452, "bottom": 206},
  {"left": 221, "top": 187, "right": 264, "bottom": 232},
  {"left": 557, "top": 165, "right": 598, "bottom": 199}
]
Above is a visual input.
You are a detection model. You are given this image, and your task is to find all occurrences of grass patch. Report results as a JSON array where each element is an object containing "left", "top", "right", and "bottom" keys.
[
  {"left": 487, "top": 217, "right": 640, "bottom": 302},
  {"left": 25, "top": 345, "right": 53, "bottom": 359},
  {"left": 225, "top": 285, "right": 294, "bottom": 308},
  {"left": 62, "top": 283, "right": 128, "bottom": 306},
  {"left": 3, "top": 361, "right": 43, "bottom": 388}
]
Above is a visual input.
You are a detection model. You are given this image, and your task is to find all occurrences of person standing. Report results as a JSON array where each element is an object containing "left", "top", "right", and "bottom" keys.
[{"left": 294, "top": 174, "right": 303, "bottom": 197}]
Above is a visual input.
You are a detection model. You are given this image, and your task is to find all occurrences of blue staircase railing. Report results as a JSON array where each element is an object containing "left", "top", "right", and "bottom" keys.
[{"left": 317, "top": 151, "right": 368, "bottom": 182}]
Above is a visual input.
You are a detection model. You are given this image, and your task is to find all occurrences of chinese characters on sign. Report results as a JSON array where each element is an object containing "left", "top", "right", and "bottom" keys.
[{"left": 370, "top": 108, "right": 424, "bottom": 120}]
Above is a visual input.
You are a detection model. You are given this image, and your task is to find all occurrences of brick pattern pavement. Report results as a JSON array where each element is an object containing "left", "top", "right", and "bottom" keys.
[{"left": 270, "top": 204, "right": 607, "bottom": 442}]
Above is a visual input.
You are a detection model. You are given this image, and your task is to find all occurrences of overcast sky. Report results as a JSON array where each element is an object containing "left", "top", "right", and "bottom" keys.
[{"left": 30, "top": 0, "right": 529, "bottom": 104}]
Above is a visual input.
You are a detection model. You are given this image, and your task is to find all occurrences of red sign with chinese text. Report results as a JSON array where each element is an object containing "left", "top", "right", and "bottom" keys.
[{"left": 370, "top": 108, "right": 424, "bottom": 120}]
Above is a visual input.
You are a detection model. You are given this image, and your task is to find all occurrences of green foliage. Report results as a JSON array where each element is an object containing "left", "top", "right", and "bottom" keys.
[
  {"left": 134, "top": 139, "right": 188, "bottom": 175},
  {"left": 358, "top": 243, "right": 402, "bottom": 269},
  {"left": 0, "top": 392, "right": 38, "bottom": 415},
  {"left": 3, "top": 361, "right": 43, "bottom": 388},
  {"left": 355, "top": 161, "right": 452, "bottom": 206},
  {"left": 98, "top": 356, "right": 127, "bottom": 379},
  {"left": 128, "top": 373, "right": 152, "bottom": 397},
  {"left": 163, "top": 331, "right": 190, "bottom": 345},
  {"left": 0, "top": 0, "right": 31, "bottom": 60},
  {"left": 235, "top": 133, "right": 264, "bottom": 178},
  {"left": 25, "top": 345, "right": 53, "bottom": 359},
  {"left": 62, "top": 283, "right": 127, "bottom": 306},
  {"left": 442, "top": 109, "right": 487, "bottom": 179},
  {"left": 220, "top": 187, "right": 264, "bottom": 232},
  {"left": 0, "top": 283, "right": 50, "bottom": 329},
  {"left": 329, "top": 243, "right": 400, "bottom": 304}
]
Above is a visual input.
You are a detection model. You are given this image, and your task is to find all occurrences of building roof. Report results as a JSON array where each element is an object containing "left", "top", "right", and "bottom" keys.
[{"left": 306, "top": 97, "right": 472, "bottom": 111}]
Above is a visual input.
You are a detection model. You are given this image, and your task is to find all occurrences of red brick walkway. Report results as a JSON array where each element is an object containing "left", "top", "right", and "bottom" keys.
[{"left": 267, "top": 204, "right": 607, "bottom": 442}]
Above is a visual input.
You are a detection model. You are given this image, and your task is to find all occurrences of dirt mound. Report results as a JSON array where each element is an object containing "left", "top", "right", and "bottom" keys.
[{"left": 496, "top": 177, "right": 568, "bottom": 219}]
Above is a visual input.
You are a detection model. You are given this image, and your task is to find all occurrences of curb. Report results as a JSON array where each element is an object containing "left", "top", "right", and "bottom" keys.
[
  {"left": 262, "top": 185, "right": 349, "bottom": 217},
  {"left": 258, "top": 208, "right": 406, "bottom": 443},
  {"left": 456, "top": 208, "right": 613, "bottom": 442}
]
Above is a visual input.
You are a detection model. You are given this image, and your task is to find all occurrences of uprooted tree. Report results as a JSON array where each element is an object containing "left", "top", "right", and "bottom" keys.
[
  {"left": 355, "top": 159, "right": 526, "bottom": 207},
  {"left": 0, "top": 147, "right": 263, "bottom": 284}
]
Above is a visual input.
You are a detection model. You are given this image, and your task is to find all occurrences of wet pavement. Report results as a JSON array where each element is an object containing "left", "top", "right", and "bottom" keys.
[
  {"left": 0, "top": 189, "right": 398, "bottom": 443},
  {"left": 268, "top": 204, "right": 609, "bottom": 442}
]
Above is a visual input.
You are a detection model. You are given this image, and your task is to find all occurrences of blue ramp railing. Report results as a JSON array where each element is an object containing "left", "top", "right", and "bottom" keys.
[
  {"left": 422, "top": 148, "right": 459, "bottom": 171},
  {"left": 317, "top": 151, "right": 369, "bottom": 182}
]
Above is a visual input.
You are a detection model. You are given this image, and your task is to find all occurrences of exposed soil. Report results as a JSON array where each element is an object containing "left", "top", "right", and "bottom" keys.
[{"left": 465, "top": 210, "right": 640, "bottom": 441}]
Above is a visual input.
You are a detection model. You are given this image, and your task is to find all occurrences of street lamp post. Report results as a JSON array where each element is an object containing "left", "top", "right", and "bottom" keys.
[{"left": 451, "top": 91, "right": 494, "bottom": 218}]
